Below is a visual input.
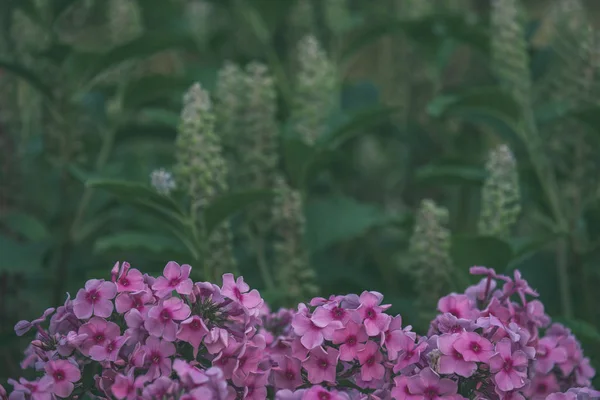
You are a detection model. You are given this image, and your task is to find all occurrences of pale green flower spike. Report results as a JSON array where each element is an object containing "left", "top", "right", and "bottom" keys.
[
  {"left": 273, "top": 176, "right": 318, "bottom": 304},
  {"left": 215, "top": 62, "right": 245, "bottom": 149},
  {"left": 324, "top": 0, "right": 353, "bottom": 35},
  {"left": 408, "top": 199, "right": 453, "bottom": 322},
  {"left": 478, "top": 145, "right": 521, "bottom": 239},
  {"left": 175, "top": 83, "right": 237, "bottom": 278},
  {"left": 292, "top": 35, "right": 337, "bottom": 145},
  {"left": 108, "top": 0, "right": 143, "bottom": 46}
]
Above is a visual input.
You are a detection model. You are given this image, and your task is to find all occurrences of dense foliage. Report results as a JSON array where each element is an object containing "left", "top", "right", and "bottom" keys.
[{"left": 2, "top": 0, "right": 600, "bottom": 395}]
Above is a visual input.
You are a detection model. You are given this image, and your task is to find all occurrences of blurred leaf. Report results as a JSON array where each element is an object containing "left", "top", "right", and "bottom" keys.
[
  {"left": 122, "top": 75, "right": 191, "bottom": 109},
  {"left": 554, "top": 317, "right": 600, "bottom": 342},
  {"left": 1, "top": 212, "right": 49, "bottom": 241},
  {"left": 138, "top": 108, "right": 180, "bottom": 128},
  {"left": 0, "top": 60, "right": 53, "bottom": 98},
  {"left": 0, "top": 237, "right": 47, "bottom": 273},
  {"left": 94, "top": 232, "right": 184, "bottom": 254},
  {"left": 342, "top": 14, "right": 488, "bottom": 65},
  {"left": 506, "top": 232, "right": 566, "bottom": 271},
  {"left": 534, "top": 101, "right": 571, "bottom": 126},
  {"left": 283, "top": 138, "right": 317, "bottom": 189},
  {"left": 451, "top": 235, "right": 514, "bottom": 271},
  {"left": 305, "top": 196, "right": 388, "bottom": 252},
  {"left": 414, "top": 165, "right": 486, "bottom": 185},
  {"left": 204, "top": 190, "right": 275, "bottom": 236},
  {"left": 570, "top": 107, "right": 600, "bottom": 138}
]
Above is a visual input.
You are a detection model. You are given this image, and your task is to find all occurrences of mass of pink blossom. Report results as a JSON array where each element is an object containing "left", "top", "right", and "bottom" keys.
[{"left": 2, "top": 262, "right": 599, "bottom": 399}]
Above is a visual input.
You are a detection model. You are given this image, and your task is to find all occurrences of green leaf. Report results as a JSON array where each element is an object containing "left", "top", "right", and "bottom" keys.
[
  {"left": 534, "top": 100, "right": 572, "bottom": 126},
  {"left": 451, "top": 235, "right": 514, "bottom": 271},
  {"left": 570, "top": 107, "right": 600, "bottom": 138},
  {"left": 506, "top": 232, "right": 566, "bottom": 271},
  {"left": 1, "top": 212, "right": 49, "bottom": 241},
  {"left": 0, "top": 236, "right": 47, "bottom": 273},
  {"left": 319, "top": 106, "right": 398, "bottom": 150},
  {"left": 138, "top": 108, "right": 180, "bottom": 128},
  {"left": 203, "top": 190, "right": 275, "bottom": 236},
  {"left": 282, "top": 137, "right": 317, "bottom": 190},
  {"left": 94, "top": 232, "right": 184, "bottom": 254},
  {"left": 554, "top": 317, "right": 600, "bottom": 342},
  {"left": 0, "top": 60, "right": 53, "bottom": 98},
  {"left": 414, "top": 164, "right": 486, "bottom": 185},
  {"left": 122, "top": 75, "right": 191, "bottom": 110},
  {"left": 305, "top": 195, "right": 388, "bottom": 252}
]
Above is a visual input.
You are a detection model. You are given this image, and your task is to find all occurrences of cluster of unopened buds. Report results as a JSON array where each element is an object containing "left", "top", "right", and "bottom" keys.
[{"left": 2, "top": 262, "right": 599, "bottom": 399}]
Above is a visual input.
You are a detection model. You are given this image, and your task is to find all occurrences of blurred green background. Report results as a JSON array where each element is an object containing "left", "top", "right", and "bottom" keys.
[{"left": 2, "top": 0, "right": 600, "bottom": 387}]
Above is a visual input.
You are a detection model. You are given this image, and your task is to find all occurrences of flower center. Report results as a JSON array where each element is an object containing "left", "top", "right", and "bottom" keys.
[
  {"left": 366, "top": 356, "right": 375, "bottom": 366},
  {"left": 120, "top": 278, "right": 129, "bottom": 287},
  {"left": 450, "top": 325, "right": 462, "bottom": 334},
  {"left": 424, "top": 387, "right": 438, "bottom": 399},
  {"left": 107, "top": 342, "right": 114, "bottom": 352},
  {"left": 168, "top": 278, "right": 180, "bottom": 287},
  {"left": 318, "top": 392, "right": 331, "bottom": 400},
  {"left": 331, "top": 307, "right": 344, "bottom": 319},
  {"left": 347, "top": 336, "right": 357, "bottom": 346},
  {"left": 191, "top": 320, "right": 200, "bottom": 329},
  {"left": 366, "top": 308, "right": 376, "bottom": 319},
  {"left": 86, "top": 289, "right": 99, "bottom": 303},
  {"left": 319, "top": 358, "right": 329, "bottom": 369},
  {"left": 448, "top": 308, "right": 460, "bottom": 317},
  {"left": 94, "top": 334, "right": 105, "bottom": 343},
  {"left": 151, "top": 354, "right": 161, "bottom": 364},
  {"left": 471, "top": 342, "right": 481, "bottom": 353},
  {"left": 503, "top": 360, "right": 513, "bottom": 372},
  {"left": 233, "top": 287, "right": 244, "bottom": 301},
  {"left": 285, "top": 370, "right": 295, "bottom": 380},
  {"left": 536, "top": 383, "right": 547, "bottom": 393},
  {"left": 160, "top": 309, "right": 172, "bottom": 321},
  {"left": 54, "top": 371, "right": 65, "bottom": 381}
]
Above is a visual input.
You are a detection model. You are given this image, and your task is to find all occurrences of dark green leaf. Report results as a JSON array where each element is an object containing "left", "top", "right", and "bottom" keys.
[
  {"left": 204, "top": 190, "right": 275, "bottom": 235},
  {"left": 571, "top": 107, "right": 600, "bottom": 138},
  {"left": 506, "top": 233, "right": 566, "bottom": 271},
  {"left": 94, "top": 232, "right": 184, "bottom": 254},
  {"left": 1, "top": 212, "right": 49, "bottom": 241},
  {"left": 554, "top": 317, "right": 600, "bottom": 342},
  {"left": 305, "top": 195, "right": 388, "bottom": 252},
  {"left": 0, "top": 60, "right": 53, "bottom": 98},
  {"left": 451, "top": 235, "right": 514, "bottom": 271},
  {"left": 282, "top": 138, "right": 317, "bottom": 190},
  {"left": 414, "top": 165, "right": 486, "bottom": 185},
  {"left": 534, "top": 101, "right": 572, "bottom": 126},
  {"left": 0, "top": 236, "right": 47, "bottom": 273},
  {"left": 122, "top": 75, "right": 192, "bottom": 109}
]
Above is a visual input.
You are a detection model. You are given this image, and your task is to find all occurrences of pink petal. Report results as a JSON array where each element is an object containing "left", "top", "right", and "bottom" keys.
[
  {"left": 73, "top": 300, "right": 93, "bottom": 320},
  {"left": 93, "top": 299, "right": 114, "bottom": 318},
  {"left": 163, "top": 261, "right": 180, "bottom": 280},
  {"left": 145, "top": 318, "right": 164, "bottom": 337},
  {"left": 359, "top": 291, "right": 382, "bottom": 307},
  {"left": 89, "top": 345, "right": 108, "bottom": 361},
  {"left": 242, "top": 290, "right": 262, "bottom": 309},
  {"left": 53, "top": 381, "right": 74, "bottom": 398},
  {"left": 98, "top": 281, "right": 117, "bottom": 299},
  {"left": 180, "top": 264, "right": 192, "bottom": 279},
  {"left": 176, "top": 279, "right": 193, "bottom": 295},
  {"left": 438, "top": 377, "right": 458, "bottom": 395},
  {"left": 300, "top": 329, "right": 323, "bottom": 349},
  {"left": 235, "top": 276, "right": 250, "bottom": 293},
  {"left": 171, "top": 303, "right": 191, "bottom": 320}
]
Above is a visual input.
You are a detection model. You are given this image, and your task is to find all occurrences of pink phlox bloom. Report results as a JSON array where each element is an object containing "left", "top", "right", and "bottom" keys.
[
  {"left": 73, "top": 279, "right": 117, "bottom": 319},
  {"left": 290, "top": 337, "right": 309, "bottom": 360},
  {"left": 526, "top": 300, "right": 550, "bottom": 328},
  {"left": 145, "top": 297, "right": 191, "bottom": 341},
  {"left": 241, "top": 371, "right": 269, "bottom": 400},
  {"left": 44, "top": 359, "right": 81, "bottom": 398},
  {"left": 272, "top": 355, "right": 303, "bottom": 390},
  {"left": 567, "top": 387, "right": 600, "bottom": 400},
  {"left": 173, "top": 359, "right": 210, "bottom": 387},
  {"left": 382, "top": 316, "right": 407, "bottom": 361},
  {"left": 94, "top": 368, "right": 117, "bottom": 399},
  {"left": 502, "top": 271, "right": 538, "bottom": 305},
  {"left": 407, "top": 367, "right": 458, "bottom": 400},
  {"left": 115, "top": 287, "right": 154, "bottom": 315},
  {"left": 232, "top": 343, "right": 264, "bottom": 385},
  {"left": 506, "top": 322, "right": 536, "bottom": 359},
  {"left": 143, "top": 336, "right": 176, "bottom": 380},
  {"left": 303, "top": 346, "right": 340, "bottom": 384},
  {"left": 311, "top": 302, "right": 359, "bottom": 328},
  {"left": 309, "top": 297, "right": 329, "bottom": 307},
  {"left": 556, "top": 335, "right": 582, "bottom": 376},
  {"left": 14, "top": 308, "right": 55, "bottom": 336},
  {"left": 475, "top": 315, "right": 518, "bottom": 344},
  {"left": 453, "top": 331, "right": 494, "bottom": 363},
  {"left": 78, "top": 317, "right": 120, "bottom": 355},
  {"left": 304, "top": 386, "right": 350, "bottom": 400},
  {"left": 141, "top": 376, "right": 177, "bottom": 399},
  {"left": 489, "top": 338, "right": 528, "bottom": 391},
  {"left": 221, "top": 273, "right": 263, "bottom": 313},
  {"left": 481, "top": 297, "right": 511, "bottom": 325},
  {"left": 127, "top": 342, "right": 146, "bottom": 368},
  {"left": 469, "top": 266, "right": 510, "bottom": 281},
  {"left": 152, "top": 261, "right": 193, "bottom": 297},
  {"left": 7, "top": 377, "right": 53, "bottom": 400},
  {"left": 575, "top": 357, "right": 595, "bottom": 386},
  {"left": 535, "top": 337, "right": 568, "bottom": 374},
  {"left": 49, "top": 294, "right": 79, "bottom": 336},
  {"left": 111, "top": 369, "right": 147, "bottom": 400},
  {"left": 89, "top": 334, "right": 128, "bottom": 362},
  {"left": 177, "top": 315, "right": 208, "bottom": 357},
  {"left": 124, "top": 308, "right": 148, "bottom": 343},
  {"left": 213, "top": 339, "right": 245, "bottom": 379},
  {"left": 392, "top": 376, "right": 422, "bottom": 400},
  {"left": 275, "top": 389, "right": 307, "bottom": 400},
  {"left": 465, "top": 278, "right": 497, "bottom": 303},
  {"left": 356, "top": 340, "right": 385, "bottom": 382},
  {"left": 393, "top": 335, "right": 429, "bottom": 373},
  {"left": 545, "top": 393, "right": 576, "bottom": 400},
  {"left": 357, "top": 291, "right": 391, "bottom": 337},
  {"left": 115, "top": 262, "right": 145, "bottom": 293},
  {"left": 435, "top": 313, "right": 477, "bottom": 335},
  {"left": 524, "top": 374, "right": 560, "bottom": 400},
  {"left": 437, "top": 294, "right": 475, "bottom": 320},
  {"left": 494, "top": 388, "right": 526, "bottom": 400},
  {"left": 57, "top": 331, "right": 88, "bottom": 356},
  {"left": 332, "top": 320, "right": 368, "bottom": 361},
  {"left": 204, "top": 327, "right": 230, "bottom": 354},
  {"left": 292, "top": 311, "right": 342, "bottom": 350},
  {"left": 437, "top": 334, "right": 477, "bottom": 377}
]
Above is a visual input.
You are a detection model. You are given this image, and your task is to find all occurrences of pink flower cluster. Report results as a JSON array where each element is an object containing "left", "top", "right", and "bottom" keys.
[{"left": 2, "top": 263, "right": 598, "bottom": 400}]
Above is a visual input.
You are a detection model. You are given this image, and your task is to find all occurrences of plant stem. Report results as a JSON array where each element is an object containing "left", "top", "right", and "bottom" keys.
[{"left": 253, "top": 233, "right": 275, "bottom": 290}]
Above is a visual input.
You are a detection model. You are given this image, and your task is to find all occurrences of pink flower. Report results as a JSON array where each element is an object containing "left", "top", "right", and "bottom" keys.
[
  {"left": 115, "top": 287, "right": 154, "bottom": 315},
  {"left": 145, "top": 297, "right": 191, "bottom": 341},
  {"left": 407, "top": 367, "right": 458, "bottom": 400},
  {"left": 535, "top": 337, "right": 567, "bottom": 374},
  {"left": 524, "top": 374, "right": 560, "bottom": 400},
  {"left": 304, "top": 386, "right": 348, "bottom": 400},
  {"left": 392, "top": 376, "right": 421, "bottom": 400},
  {"left": 7, "top": 377, "right": 53, "bottom": 400},
  {"left": 272, "top": 356, "right": 303, "bottom": 390},
  {"left": 356, "top": 341, "right": 385, "bottom": 381},
  {"left": 453, "top": 331, "right": 494, "bottom": 363},
  {"left": 393, "top": 335, "right": 428, "bottom": 372},
  {"left": 111, "top": 370, "right": 146, "bottom": 400},
  {"left": 44, "top": 359, "right": 81, "bottom": 398},
  {"left": 292, "top": 310, "right": 342, "bottom": 349},
  {"left": 73, "top": 279, "right": 117, "bottom": 319},
  {"left": 437, "top": 294, "right": 474, "bottom": 320},
  {"left": 114, "top": 262, "right": 145, "bottom": 292},
  {"left": 143, "top": 336, "right": 176, "bottom": 380},
  {"left": 124, "top": 308, "right": 148, "bottom": 343},
  {"left": 489, "top": 338, "right": 528, "bottom": 391},
  {"left": 503, "top": 270, "right": 539, "bottom": 305},
  {"left": 437, "top": 334, "right": 477, "bottom": 377},
  {"left": 357, "top": 291, "right": 391, "bottom": 336},
  {"left": 89, "top": 335, "right": 128, "bottom": 362},
  {"left": 303, "top": 346, "right": 340, "bottom": 384},
  {"left": 14, "top": 308, "right": 55, "bottom": 336},
  {"left": 311, "top": 303, "right": 355, "bottom": 327},
  {"left": 78, "top": 317, "right": 120, "bottom": 355},
  {"left": 177, "top": 315, "right": 208, "bottom": 357},
  {"left": 152, "top": 261, "right": 193, "bottom": 297},
  {"left": 331, "top": 320, "right": 368, "bottom": 361},
  {"left": 221, "top": 273, "right": 263, "bottom": 312},
  {"left": 242, "top": 371, "right": 269, "bottom": 400}
]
